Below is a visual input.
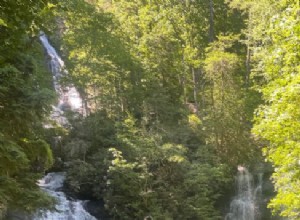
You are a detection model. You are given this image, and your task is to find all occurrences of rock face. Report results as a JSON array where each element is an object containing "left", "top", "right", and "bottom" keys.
[
  {"left": 84, "top": 200, "right": 111, "bottom": 220},
  {"left": 5, "top": 211, "right": 32, "bottom": 220}
]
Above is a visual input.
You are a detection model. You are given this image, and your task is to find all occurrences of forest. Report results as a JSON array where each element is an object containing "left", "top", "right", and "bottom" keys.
[{"left": 0, "top": 0, "right": 299, "bottom": 219}]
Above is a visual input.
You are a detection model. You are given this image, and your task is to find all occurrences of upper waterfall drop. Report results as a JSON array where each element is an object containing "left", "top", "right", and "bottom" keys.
[{"left": 39, "top": 33, "right": 85, "bottom": 120}]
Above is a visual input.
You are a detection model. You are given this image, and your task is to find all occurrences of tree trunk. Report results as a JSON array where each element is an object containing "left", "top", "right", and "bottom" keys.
[
  {"left": 245, "top": 10, "right": 252, "bottom": 87},
  {"left": 209, "top": 0, "right": 214, "bottom": 42},
  {"left": 192, "top": 67, "right": 199, "bottom": 114}
]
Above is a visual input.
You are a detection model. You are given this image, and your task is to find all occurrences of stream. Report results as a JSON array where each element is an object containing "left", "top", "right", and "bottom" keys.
[
  {"left": 35, "top": 33, "right": 97, "bottom": 220},
  {"left": 34, "top": 173, "right": 96, "bottom": 220}
]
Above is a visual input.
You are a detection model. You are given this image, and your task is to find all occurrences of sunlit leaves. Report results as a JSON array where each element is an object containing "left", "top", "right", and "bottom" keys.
[
  {"left": 203, "top": 37, "right": 258, "bottom": 165},
  {"left": 252, "top": 2, "right": 300, "bottom": 219},
  {"left": 102, "top": 116, "right": 226, "bottom": 219}
]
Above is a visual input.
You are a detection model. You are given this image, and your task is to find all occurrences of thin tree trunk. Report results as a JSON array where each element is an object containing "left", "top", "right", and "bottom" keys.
[
  {"left": 245, "top": 42, "right": 251, "bottom": 86},
  {"left": 245, "top": 11, "right": 252, "bottom": 87},
  {"left": 192, "top": 67, "right": 199, "bottom": 114},
  {"left": 209, "top": 0, "right": 214, "bottom": 42},
  {"left": 182, "top": 57, "right": 188, "bottom": 104},
  {"left": 210, "top": 84, "right": 219, "bottom": 149},
  {"left": 200, "top": 74, "right": 206, "bottom": 117}
]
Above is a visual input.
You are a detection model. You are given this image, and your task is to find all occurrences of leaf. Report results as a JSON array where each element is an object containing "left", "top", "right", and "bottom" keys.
[{"left": 0, "top": 18, "right": 7, "bottom": 27}]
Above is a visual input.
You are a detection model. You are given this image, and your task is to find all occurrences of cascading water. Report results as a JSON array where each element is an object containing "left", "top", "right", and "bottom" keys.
[
  {"left": 34, "top": 33, "right": 96, "bottom": 220},
  {"left": 39, "top": 33, "right": 85, "bottom": 126},
  {"left": 225, "top": 166, "right": 263, "bottom": 220},
  {"left": 34, "top": 173, "right": 96, "bottom": 220}
]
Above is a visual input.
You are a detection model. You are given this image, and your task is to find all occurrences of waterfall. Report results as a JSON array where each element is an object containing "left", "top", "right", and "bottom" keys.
[
  {"left": 39, "top": 32, "right": 85, "bottom": 127},
  {"left": 34, "top": 33, "right": 96, "bottom": 220},
  {"left": 34, "top": 173, "right": 96, "bottom": 220},
  {"left": 225, "top": 166, "right": 263, "bottom": 220}
]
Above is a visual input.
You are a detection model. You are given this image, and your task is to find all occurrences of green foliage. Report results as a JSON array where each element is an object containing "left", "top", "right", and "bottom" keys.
[
  {"left": 203, "top": 36, "right": 259, "bottom": 165},
  {"left": 0, "top": 134, "right": 29, "bottom": 175},
  {"left": 65, "top": 160, "right": 98, "bottom": 196},
  {"left": 62, "top": 111, "right": 230, "bottom": 219},
  {"left": 252, "top": 2, "right": 300, "bottom": 218},
  {"left": 0, "top": 0, "right": 57, "bottom": 60},
  {"left": 103, "top": 117, "right": 229, "bottom": 219},
  {"left": 66, "top": 111, "right": 117, "bottom": 156},
  {"left": 57, "top": 0, "right": 142, "bottom": 118},
  {"left": 0, "top": 0, "right": 57, "bottom": 211},
  {"left": 57, "top": 0, "right": 261, "bottom": 219},
  {"left": 63, "top": 111, "right": 115, "bottom": 198},
  {"left": 8, "top": 0, "right": 300, "bottom": 218},
  {"left": 181, "top": 163, "right": 230, "bottom": 220},
  {"left": 50, "top": 0, "right": 300, "bottom": 219}
]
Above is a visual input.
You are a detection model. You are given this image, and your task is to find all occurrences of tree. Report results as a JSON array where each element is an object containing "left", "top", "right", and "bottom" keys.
[
  {"left": 52, "top": 0, "right": 269, "bottom": 219},
  {"left": 0, "top": 0, "right": 57, "bottom": 214},
  {"left": 252, "top": 2, "right": 300, "bottom": 218},
  {"left": 227, "top": 0, "right": 300, "bottom": 218},
  {"left": 103, "top": 116, "right": 229, "bottom": 219},
  {"left": 203, "top": 35, "right": 258, "bottom": 166}
]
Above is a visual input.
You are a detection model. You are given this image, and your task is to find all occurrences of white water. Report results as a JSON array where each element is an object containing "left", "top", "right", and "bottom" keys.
[
  {"left": 34, "top": 173, "right": 96, "bottom": 220},
  {"left": 35, "top": 34, "right": 96, "bottom": 220},
  {"left": 225, "top": 166, "right": 263, "bottom": 220},
  {"left": 39, "top": 33, "right": 85, "bottom": 127}
]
